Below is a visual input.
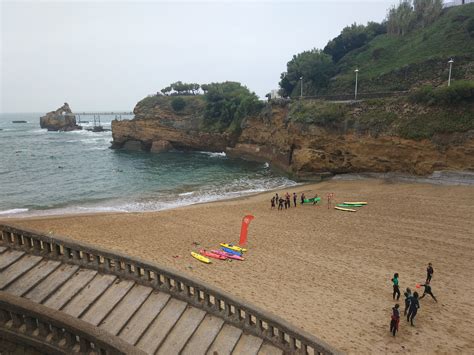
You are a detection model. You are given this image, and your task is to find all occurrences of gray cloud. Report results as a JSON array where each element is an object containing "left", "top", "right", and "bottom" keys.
[{"left": 1, "top": 0, "right": 399, "bottom": 113}]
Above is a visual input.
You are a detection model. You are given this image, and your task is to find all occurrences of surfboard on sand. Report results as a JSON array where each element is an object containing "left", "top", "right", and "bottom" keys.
[
  {"left": 337, "top": 204, "right": 364, "bottom": 208},
  {"left": 199, "top": 249, "right": 227, "bottom": 260},
  {"left": 191, "top": 251, "right": 211, "bottom": 264},
  {"left": 343, "top": 202, "right": 367, "bottom": 205},
  {"left": 335, "top": 206, "right": 357, "bottom": 212},
  {"left": 221, "top": 247, "right": 242, "bottom": 256},
  {"left": 220, "top": 243, "right": 247, "bottom": 252}
]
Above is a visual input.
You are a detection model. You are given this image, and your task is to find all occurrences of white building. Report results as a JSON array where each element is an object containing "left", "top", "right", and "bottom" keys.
[
  {"left": 270, "top": 89, "right": 281, "bottom": 100},
  {"left": 444, "top": 0, "right": 474, "bottom": 8}
]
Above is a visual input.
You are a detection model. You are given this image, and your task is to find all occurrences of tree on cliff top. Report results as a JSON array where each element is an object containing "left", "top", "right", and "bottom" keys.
[
  {"left": 279, "top": 49, "right": 336, "bottom": 98},
  {"left": 202, "top": 81, "right": 263, "bottom": 132},
  {"left": 161, "top": 82, "right": 201, "bottom": 95}
]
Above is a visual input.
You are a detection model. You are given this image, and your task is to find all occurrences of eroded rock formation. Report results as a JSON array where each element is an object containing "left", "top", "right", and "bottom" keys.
[
  {"left": 111, "top": 98, "right": 474, "bottom": 178},
  {"left": 40, "top": 103, "right": 82, "bottom": 131}
]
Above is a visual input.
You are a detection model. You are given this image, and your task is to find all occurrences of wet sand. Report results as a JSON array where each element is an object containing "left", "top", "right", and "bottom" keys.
[{"left": 3, "top": 179, "right": 474, "bottom": 353}]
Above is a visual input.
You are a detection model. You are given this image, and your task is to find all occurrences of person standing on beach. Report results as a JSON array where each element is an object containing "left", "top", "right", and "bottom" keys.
[
  {"left": 293, "top": 192, "right": 297, "bottom": 207},
  {"left": 419, "top": 281, "right": 438, "bottom": 302},
  {"left": 278, "top": 198, "right": 284, "bottom": 211},
  {"left": 275, "top": 193, "right": 279, "bottom": 204},
  {"left": 407, "top": 292, "right": 420, "bottom": 326},
  {"left": 392, "top": 273, "right": 401, "bottom": 300},
  {"left": 390, "top": 304, "right": 400, "bottom": 336},
  {"left": 403, "top": 288, "right": 412, "bottom": 315},
  {"left": 301, "top": 192, "right": 305, "bottom": 205},
  {"left": 426, "top": 263, "right": 434, "bottom": 283},
  {"left": 271, "top": 197, "right": 275, "bottom": 209},
  {"left": 285, "top": 192, "right": 290, "bottom": 208}
]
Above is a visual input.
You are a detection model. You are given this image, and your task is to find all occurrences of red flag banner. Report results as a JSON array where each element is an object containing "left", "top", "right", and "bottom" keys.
[{"left": 239, "top": 215, "right": 255, "bottom": 246}]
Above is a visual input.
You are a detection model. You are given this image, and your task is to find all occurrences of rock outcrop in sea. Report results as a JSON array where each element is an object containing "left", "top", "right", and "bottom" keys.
[
  {"left": 111, "top": 96, "right": 474, "bottom": 179},
  {"left": 40, "top": 103, "right": 82, "bottom": 131}
]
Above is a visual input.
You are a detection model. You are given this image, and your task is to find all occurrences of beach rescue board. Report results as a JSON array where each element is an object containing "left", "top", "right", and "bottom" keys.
[
  {"left": 191, "top": 251, "right": 211, "bottom": 264},
  {"left": 220, "top": 243, "right": 247, "bottom": 252},
  {"left": 335, "top": 206, "right": 357, "bottom": 212}
]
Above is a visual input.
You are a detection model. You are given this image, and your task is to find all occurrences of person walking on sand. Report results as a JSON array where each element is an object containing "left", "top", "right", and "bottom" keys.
[
  {"left": 419, "top": 281, "right": 438, "bottom": 302},
  {"left": 293, "top": 192, "right": 297, "bottom": 207},
  {"left": 390, "top": 304, "right": 400, "bottom": 336},
  {"left": 392, "top": 273, "right": 401, "bottom": 301},
  {"left": 426, "top": 263, "right": 434, "bottom": 283},
  {"left": 300, "top": 192, "right": 305, "bottom": 205},
  {"left": 403, "top": 288, "right": 412, "bottom": 316},
  {"left": 285, "top": 192, "right": 291, "bottom": 208},
  {"left": 271, "top": 196, "right": 275, "bottom": 209},
  {"left": 407, "top": 292, "right": 420, "bottom": 326},
  {"left": 275, "top": 193, "right": 279, "bottom": 204}
]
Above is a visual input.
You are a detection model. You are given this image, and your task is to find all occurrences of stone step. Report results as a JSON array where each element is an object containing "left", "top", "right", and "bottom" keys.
[
  {"left": 5, "top": 259, "right": 61, "bottom": 296},
  {"left": 100, "top": 284, "right": 153, "bottom": 336},
  {"left": 136, "top": 298, "right": 187, "bottom": 354},
  {"left": 156, "top": 306, "right": 206, "bottom": 354},
  {"left": 43, "top": 268, "right": 97, "bottom": 310},
  {"left": 24, "top": 264, "right": 79, "bottom": 303},
  {"left": 62, "top": 273, "right": 116, "bottom": 318},
  {"left": 81, "top": 279, "right": 135, "bottom": 326},
  {"left": 117, "top": 290, "right": 170, "bottom": 345},
  {"left": 0, "top": 249, "right": 25, "bottom": 271},
  {"left": 181, "top": 314, "right": 224, "bottom": 355},
  {"left": 206, "top": 323, "right": 243, "bottom": 355},
  {"left": 0, "top": 254, "right": 42, "bottom": 289}
]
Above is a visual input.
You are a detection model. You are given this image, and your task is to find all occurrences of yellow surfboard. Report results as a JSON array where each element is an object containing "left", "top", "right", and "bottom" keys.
[
  {"left": 220, "top": 243, "right": 247, "bottom": 252},
  {"left": 191, "top": 252, "right": 211, "bottom": 264},
  {"left": 343, "top": 201, "right": 367, "bottom": 205},
  {"left": 335, "top": 206, "right": 357, "bottom": 212}
]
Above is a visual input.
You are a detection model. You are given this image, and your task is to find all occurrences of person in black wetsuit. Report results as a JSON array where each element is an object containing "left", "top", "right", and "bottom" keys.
[
  {"left": 426, "top": 263, "right": 434, "bottom": 283},
  {"left": 390, "top": 304, "right": 400, "bottom": 336},
  {"left": 419, "top": 281, "right": 437, "bottom": 302},
  {"left": 300, "top": 192, "right": 305, "bottom": 205},
  {"left": 392, "top": 273, "right": 401, "bottom": 300},
  {"left": 407, "top": 291, "right": 420, "bottom": 326},
  {"left": 403, "top": 288, "right": 412, "bottom": 315},
  {"left": 293, "top": 192, "right": 297, "bottom": 207},
  {"left": 271, "top": 197, "right": 275, "bottom": 209}
]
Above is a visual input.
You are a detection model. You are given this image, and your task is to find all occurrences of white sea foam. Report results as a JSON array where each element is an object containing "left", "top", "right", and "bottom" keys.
[
  {"left": 263, "top": 162, "right": 270, "bottom": 168},
  {"left": 178, "top": 192, "right": 194, "bottom": 196},
  {"left": 198, "top": 151, "right": 226, "bottom": 158},
  {"left": 0, "top": 208, "right": 29, "bottom": 215}
]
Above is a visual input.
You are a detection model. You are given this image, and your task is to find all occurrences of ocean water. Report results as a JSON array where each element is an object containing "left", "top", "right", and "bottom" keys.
[{"left": 0, "top": 113, "right": 297, "bottom": 218}]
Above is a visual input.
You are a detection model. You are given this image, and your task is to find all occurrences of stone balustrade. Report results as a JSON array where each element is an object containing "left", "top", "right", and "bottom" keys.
[
  {"left": 0, "top": 291, "right": 144, "bottom": 354},
  {"left": 0, "top": 223, "right": 339, "bottom": 355}
]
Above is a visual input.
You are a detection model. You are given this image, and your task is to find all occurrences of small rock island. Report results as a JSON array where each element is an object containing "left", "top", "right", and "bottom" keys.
[{"left": 40, "top": 103, "right": 82, "bottom": 131}]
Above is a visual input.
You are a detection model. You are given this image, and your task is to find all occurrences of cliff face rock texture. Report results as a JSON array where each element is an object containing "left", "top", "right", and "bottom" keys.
[
  {"left": 111, "top": 96, "right": 229, "bottom": 152},
  {"left": 40, "top": 103, "right": 81, "bottom": 131},
  {"left": 111, "top": 97, "right": 474, "bottom": 177}
]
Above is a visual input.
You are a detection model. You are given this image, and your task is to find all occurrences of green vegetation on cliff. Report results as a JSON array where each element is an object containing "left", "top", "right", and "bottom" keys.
[
  {"left": 280, "top": 2, "right": 474, "bottom": 97},
  {"left": 288, "top": 95, "right": 474, "bottom": 140},
  {"left": 136, "top": 81, "right": 262, "bottom": 133}
]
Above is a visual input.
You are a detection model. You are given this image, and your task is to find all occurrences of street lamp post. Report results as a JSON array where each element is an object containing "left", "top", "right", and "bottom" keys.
[
  {"left": 448, "top": 59, "right": 454, "bottom": 87},
  {"left": 300, "top": 76, "right": 303, "bottom": 98},
  {"left": 354, "top": 69, "right": 359, "bottom": 100}
]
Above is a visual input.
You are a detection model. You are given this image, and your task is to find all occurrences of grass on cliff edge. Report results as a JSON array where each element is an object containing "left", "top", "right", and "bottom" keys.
[
  {"left": 328, "top": 4, "right": 474, "bottom": 92},
  {"left": 289, "top": 96, "right": 474, "bottom": 140}
]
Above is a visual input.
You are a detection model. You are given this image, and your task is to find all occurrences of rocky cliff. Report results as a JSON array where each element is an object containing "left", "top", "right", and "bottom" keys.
[
  {"left": 40, "top": 103, "right": 81, "bottom": 131},
  {"left": 111, "top": 96, "right": 474, "bottom": 178}
]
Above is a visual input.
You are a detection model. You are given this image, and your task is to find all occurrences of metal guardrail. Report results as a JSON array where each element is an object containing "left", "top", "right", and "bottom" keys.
[
  {"left": 0, "top": 291, "right": 144, "bottom": 355},
  {"left": 0, "top": 224, "right": 340, "bottom": 355}
]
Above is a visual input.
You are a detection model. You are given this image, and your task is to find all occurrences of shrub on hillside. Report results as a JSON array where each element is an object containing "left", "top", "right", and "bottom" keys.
[
  {"left": 171, "top": 97, "right": 186, "bottom": 111},
  {"left": 410, "top": 80, "right": 474, "bottom": 105}
]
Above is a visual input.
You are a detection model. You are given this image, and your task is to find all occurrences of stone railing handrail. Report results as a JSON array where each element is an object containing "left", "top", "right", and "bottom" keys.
[
  {"left": 0, "top": 291, "right": 145, "bottom": 355},
  {"left": 0, "top": 223, "right": 340, "bottom": 355}
]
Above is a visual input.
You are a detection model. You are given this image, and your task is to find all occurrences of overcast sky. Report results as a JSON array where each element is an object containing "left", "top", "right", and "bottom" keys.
[{"left": 1, "top": 0, "right": 400, "bottom": 113}]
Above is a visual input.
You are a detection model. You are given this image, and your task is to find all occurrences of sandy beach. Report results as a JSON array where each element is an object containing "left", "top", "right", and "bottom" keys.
[{"left": 3, "top": 179, "right": 474, "bottom": 353}]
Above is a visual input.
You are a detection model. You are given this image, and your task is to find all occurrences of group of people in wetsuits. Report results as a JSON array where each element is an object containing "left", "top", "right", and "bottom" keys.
[
  {"left": 390, "top": 263, "right": 436, "bottom": 336},
  {"left": 270, "top": 192, "right": 317, "bottom": 210}
]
